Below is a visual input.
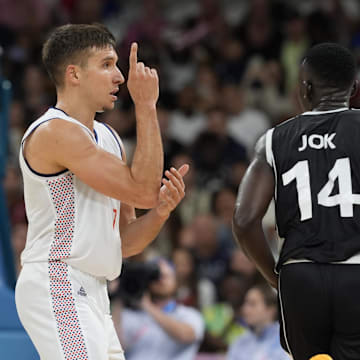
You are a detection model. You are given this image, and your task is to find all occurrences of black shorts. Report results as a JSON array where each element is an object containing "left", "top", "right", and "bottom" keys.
[{"left": 278, "top": 262, "right": 360, "bottom": 360}]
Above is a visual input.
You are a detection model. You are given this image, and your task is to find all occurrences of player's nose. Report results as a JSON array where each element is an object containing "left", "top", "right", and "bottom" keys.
[{"left": 114, "top": 67, "right": 125, "bottom": 85}]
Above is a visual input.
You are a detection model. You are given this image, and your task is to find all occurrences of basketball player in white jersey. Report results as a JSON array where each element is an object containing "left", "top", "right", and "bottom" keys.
[{"left": 15, "top": 23, "right": 189, "bottom": 360}]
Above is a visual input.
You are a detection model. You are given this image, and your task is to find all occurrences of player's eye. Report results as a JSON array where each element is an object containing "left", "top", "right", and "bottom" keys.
[{"left": 103, "top": 62, "right": 111, "bottom": 68}]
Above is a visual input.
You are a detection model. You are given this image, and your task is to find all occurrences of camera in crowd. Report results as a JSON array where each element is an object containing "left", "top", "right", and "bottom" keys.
[{"left": 116, "top": 261, "right": 161, "bottom": 309}]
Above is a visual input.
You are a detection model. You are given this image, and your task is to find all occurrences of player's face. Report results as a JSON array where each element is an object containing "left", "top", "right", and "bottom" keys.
[
  {"left": 80, "top": 46, "right": 125, "bottom": 112},
  {"left": 241, "top": 288, "right": 275, "bottom": 329}
]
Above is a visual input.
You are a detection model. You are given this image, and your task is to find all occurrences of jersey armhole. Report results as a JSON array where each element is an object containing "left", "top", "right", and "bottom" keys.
[
  {"left": 265, "top": 128, "right": 275, "bottom": 168},
  {"left": 20, "top": 118, "right": 70, "bottom": 178},
  {"left": 100, "top": 122, "right": 124, "bottom": 159}
]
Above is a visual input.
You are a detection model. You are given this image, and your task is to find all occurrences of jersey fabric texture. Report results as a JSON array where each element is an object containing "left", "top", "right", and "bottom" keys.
[
  {"left": 266, "top": 108, "right": 360, "bottom": 270},
  {"left": 266, "top": 108, "right": 360, "bottom": 360},
  {"left": 19, "top": 107, "right": 123, "bottom": 281},
  {"left": 15, "top": 107, "right": 125, "bottom": 359}
]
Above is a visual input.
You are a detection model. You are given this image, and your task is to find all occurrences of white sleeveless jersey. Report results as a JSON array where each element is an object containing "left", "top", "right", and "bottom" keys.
[{"left": 19, "top": 107, "right": 123, "bottom": 280}]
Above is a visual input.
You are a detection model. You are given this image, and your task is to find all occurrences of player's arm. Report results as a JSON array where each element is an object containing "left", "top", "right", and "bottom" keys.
[
  {"left": 126, "top": 42, "right": 163, "bottom": 198},
  {"left": 28, "top": 120, "right": 158, "bottom": 209},
  {"left": 232, "top": 134, "right": 278, "bottom": 288},
  {"left": 120, "top": 165, "right": 189, "bottom": 258},
  {"left": 25, "top": 43, "right": 163, "bottom": 209}
]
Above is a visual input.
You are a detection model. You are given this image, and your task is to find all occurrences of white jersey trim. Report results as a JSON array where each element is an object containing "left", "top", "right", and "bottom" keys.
[
  {"left": 265, "top": 128, "right": 274, "bottom": 167},
  {"left": 278, "top": 273, "right": 294, "bottom": 357},
  {"left": 283, "top": 252, "right": 360, "bottom": 266},
  {"left": 20, "top": 108, "right": 96, "bottom": 181},
  {"left": 302, "top": 107, "right": 348, "bottom": 115}
]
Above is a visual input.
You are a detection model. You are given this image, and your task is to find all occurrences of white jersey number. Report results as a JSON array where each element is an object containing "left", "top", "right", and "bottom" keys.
[{"left": 282, "top": 158, "right": 360, "bottom": 221}]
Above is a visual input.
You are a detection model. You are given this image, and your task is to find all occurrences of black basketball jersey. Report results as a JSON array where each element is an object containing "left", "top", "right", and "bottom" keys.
[{"left": 267, "top": 108, "right": 360, "bottom": 270}]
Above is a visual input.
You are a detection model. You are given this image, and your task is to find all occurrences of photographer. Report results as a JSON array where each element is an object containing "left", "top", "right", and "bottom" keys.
[{"left": 113, "top": 258, "right": 204, "bottom": 360}]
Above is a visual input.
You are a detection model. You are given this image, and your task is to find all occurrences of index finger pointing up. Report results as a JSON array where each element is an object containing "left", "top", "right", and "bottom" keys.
[{"left": 129, "top": 42, "right": 138, "bottom": 70}]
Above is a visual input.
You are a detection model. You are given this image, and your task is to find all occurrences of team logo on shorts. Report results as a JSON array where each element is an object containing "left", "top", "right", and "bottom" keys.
[{"left": 77, "top": 286, "right": 87, "bottom": 297}]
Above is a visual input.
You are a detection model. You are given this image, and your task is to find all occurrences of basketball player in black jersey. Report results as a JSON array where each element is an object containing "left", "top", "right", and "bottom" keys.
[{"left": 233, "top": 43, "right": 360, "bottom": 360}]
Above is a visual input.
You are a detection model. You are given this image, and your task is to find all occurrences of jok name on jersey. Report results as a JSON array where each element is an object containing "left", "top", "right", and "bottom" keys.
[{"left": 298, "top": 133, "right": 336, "bottom": 152}]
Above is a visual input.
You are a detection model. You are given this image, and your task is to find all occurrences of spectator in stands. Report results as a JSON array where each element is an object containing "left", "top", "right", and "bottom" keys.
[
  {"left": 195, "top": 64, "right": 221, "bottom": 112},
  {"left": 222, "top": 83, "right": 269, "bottom": 157},
  {"left": 3, "top": 165, "right": 25, "bottom": 225},
  {"left": 191, "top": 107, "right": 247, "bottom": 188},
  {"left": 22, "top": 64, "right": 53, "bottom": 119},
  {"left": 192, "top": 214, "right": 231, "bottom": 288},
  {"left": 226, "top": 283, "right": 288, "bottom": 360},
  {"left": 115, "top": 258, "right": 204, "bottom": 360},
  {"left": 228, "top": 249, "right": 258, "bottom": 280},
  {"left": 242, "top": 58, "right": 294, "bottom": 125},
  {"left": 100, "top": 106, "right": 137, "bottom": 162},
  {"left": 211, "top": 187, "right": 238, "bottom": 251},
  {"left": 172, "top": 247, "right": 216, "bottom": 309},
  {"left": 168, "top": 85, "right": 206, "bottom": 146},
  {"left": 171, "top": 153, "right": 212, "bottom": 227},
  {"left": 157, "top": 104, "right": 185, "bottom": 171},
  {"left": 201, "top": 272, "right": 251, "bottom": 353},
  {"left": 8, "top": 100, "right": 26, "bottom": 165},
  {"left": 236, "top": 0, "right": 281, "bottom": 62},
  {"left": 176, "top": 225, "right": 196, "bottom": 249},
  {"left": 215, "top": 36, "right": 246, "bottom": 85},
  {"left": 280, "top": 9, "right": 309, "bottom": 93},
  {"left": 225, "top": 160, "right": 249, "bottom": 193}
]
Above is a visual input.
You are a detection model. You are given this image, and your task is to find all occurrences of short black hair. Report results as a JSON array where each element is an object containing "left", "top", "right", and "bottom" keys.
[
  {"left": 304, "top": 42, "right": 356, "bottom": 91},
  {"left": 42, "top": 23, "right": 116, "bottom": 87}
]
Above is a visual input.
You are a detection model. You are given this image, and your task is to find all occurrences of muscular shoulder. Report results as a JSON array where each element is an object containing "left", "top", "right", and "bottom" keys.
[
  {"left": 253, "top": 133, "right": 267, "bottom": 163},
  {"left": 29, "top": 118, "right": 90, "bottom": 143},
  {"left": 25, "top": 118, "right": 96, "bottom": 169}
]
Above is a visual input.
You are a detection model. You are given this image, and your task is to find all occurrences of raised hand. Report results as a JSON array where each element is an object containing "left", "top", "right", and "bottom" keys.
[
  {"left": 156, "top": 164, "right": 189, "bottom": 219},
  {"left": 127, "top": 42, "right": 159, "bottom": 107}
]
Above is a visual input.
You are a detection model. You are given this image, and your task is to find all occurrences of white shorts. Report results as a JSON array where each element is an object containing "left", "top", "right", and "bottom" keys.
[{"left": 15, "top": 262, "right": 125, "bottom": 360}]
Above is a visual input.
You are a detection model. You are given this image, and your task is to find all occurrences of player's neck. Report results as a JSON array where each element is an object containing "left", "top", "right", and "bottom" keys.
[
  {"left": 312, "top": 92, "right": 349, "bottom": 112},
  {"left": 312, "top": 100, "right": 349, "bottom": 112},
  {"left": 55, "top": 94, "right": 96, "bottom": 131}
]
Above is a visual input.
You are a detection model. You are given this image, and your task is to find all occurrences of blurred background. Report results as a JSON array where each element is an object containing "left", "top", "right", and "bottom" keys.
[{"left": 0, "top": 0, "right": 360, "bottom": 359}]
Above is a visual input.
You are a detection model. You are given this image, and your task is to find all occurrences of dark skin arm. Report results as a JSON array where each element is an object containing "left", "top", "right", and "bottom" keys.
[{"left": 232, "top": 134, "right": 278, "bottom": 289}]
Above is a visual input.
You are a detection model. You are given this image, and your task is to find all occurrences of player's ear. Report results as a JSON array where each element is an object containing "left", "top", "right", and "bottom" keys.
[
  {"left": 350, "top": 79, "right": 359, "bottom": 98},
  {"left": 65, "top": 65, "right": 81, "bottom": 86},
  {"left": 350, "top": 79, "right": 360, "bottom": 109},
  {"left": 305, "top": 81, "right": 313, "bottom": 102}
]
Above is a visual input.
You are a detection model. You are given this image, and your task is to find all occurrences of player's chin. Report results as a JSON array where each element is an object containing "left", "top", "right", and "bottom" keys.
[{"left": 102, "top": 101, "right": 116, "bottom": 111}]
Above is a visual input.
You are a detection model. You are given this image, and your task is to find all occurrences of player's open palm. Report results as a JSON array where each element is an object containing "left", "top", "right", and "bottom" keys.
[
  {"left": 156, "top": 165, "right": 189, "bottom": 219},
  {"left": 127, "top": 42, "right": 159, "bottom": 106}
]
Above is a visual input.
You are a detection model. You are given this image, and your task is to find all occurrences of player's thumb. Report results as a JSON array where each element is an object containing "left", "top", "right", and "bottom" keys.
[
  {"left": 309, "top": 355, "right": 333, "bottom": 360},
  {"left": 178, "top": 164, "right": 190, "bottom": 177}
]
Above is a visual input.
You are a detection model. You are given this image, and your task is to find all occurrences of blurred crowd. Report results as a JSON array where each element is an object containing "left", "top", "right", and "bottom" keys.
[{"left": 2, "top": 0, "right": 360, "bottom": 359}]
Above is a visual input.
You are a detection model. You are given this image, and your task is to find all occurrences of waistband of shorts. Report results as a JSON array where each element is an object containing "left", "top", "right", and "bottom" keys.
[
  {"left": 283, "top": 252, "right": 360, "bottom": 266},
  {"left": 23, "top": 260, "right": 107, "bottom": 284}
]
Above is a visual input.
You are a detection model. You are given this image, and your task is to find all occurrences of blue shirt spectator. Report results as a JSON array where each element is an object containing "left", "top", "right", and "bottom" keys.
[
  {"left": 227, "top": 283, "right": 288, "bottom": 360},
  {"left": 227, "top": 323, "right": 288, "bottom": 360},
  {"left": 122, "top": 302, "right": 204, "bottom": 360},
  {"left": 116, "top": 259, "right": 205, "bottom": 360}
]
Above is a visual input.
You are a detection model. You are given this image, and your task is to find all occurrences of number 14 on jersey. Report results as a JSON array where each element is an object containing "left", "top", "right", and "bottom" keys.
[{"left": 282, "top": 157, "right": 359, "bottom": 221}]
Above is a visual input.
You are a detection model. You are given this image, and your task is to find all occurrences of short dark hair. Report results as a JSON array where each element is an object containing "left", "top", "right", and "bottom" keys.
[
  {"left": 304, "top": 42, "right": 356, "bottom": 91},
  {"left": 42, "top": 23, "right": 116, "bottom": 87}
]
